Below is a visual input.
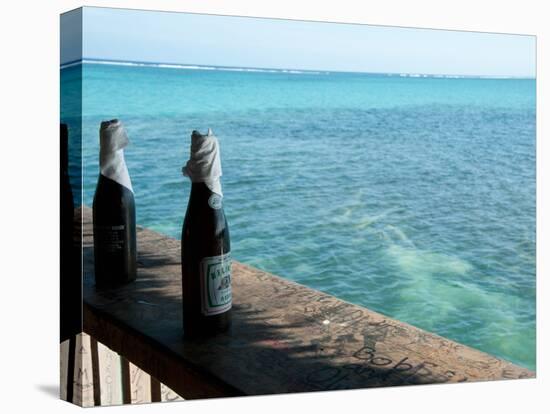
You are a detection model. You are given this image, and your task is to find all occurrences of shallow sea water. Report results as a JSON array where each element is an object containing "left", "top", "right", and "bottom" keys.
[{"left": 62, "top": 63, "right": 535, "bottom": 369}]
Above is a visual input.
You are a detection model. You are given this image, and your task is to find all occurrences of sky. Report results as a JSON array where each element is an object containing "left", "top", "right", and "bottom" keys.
[{"left": 61, "top": 7, "right": 536, "bottom": 77}]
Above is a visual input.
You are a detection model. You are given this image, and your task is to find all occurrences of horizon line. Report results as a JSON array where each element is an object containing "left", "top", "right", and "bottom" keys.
[{"left": 60, "top": 57, "right": 536, "bottom": 80}]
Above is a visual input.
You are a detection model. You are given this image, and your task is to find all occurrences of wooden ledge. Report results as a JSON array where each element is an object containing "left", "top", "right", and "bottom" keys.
[{"left": 81, "top": 207, "right": 534, "bottom": 399}]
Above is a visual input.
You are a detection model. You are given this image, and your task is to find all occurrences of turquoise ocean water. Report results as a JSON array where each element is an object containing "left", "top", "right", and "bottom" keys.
[{"left": 62, "top": 62, "right": 536, "bottom": 370}]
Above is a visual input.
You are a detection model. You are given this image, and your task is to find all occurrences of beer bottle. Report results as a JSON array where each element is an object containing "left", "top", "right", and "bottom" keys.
[
  {"left": 60, "top": 123, "right": 80, "bottom": 342},
  {"left": 93, "top": 119, "right": 137, "bottom": 286},
  {"left": 181, "top": 129, "right": 231, "bottom": 336}
]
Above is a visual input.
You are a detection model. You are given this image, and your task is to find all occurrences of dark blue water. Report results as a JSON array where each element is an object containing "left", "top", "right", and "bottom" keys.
[{"left": 63, "top": 62, "right": 536, "bottom": 369}]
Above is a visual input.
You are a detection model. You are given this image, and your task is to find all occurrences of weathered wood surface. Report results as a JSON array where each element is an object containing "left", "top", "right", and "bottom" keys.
[
  {"left": 73, "top": 333, "right": 95, "bottom": 407},
  {"left": 96, "top": 339, "right": 123, "bottom": 405},
  {"left": 59, "top": 339, "right": 69, "bottom": 401},
  {"left": 60, "top": 334, "right": 184, "bottom": 406},
  {"left": 81, "top": 207, "right": 534, "bottom": 399}
]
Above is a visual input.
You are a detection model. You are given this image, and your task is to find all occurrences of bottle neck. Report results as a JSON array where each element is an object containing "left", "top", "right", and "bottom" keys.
[
  {"left": 183, "top": 130, "right": 223, "bottom": 196},
  {"left": 188, "top": 182, "right": 226, "bottom": 214},
  {"left": 99, "top": 149, "right": 133, "bottom": 193},
  {"left": 189, "top": 182, "right": 214, "bottom": 200}
]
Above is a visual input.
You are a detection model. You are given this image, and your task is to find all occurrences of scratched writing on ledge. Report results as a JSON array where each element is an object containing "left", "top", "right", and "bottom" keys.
[{"left": 304, "top": 344, "right": 468, "bottom": 390}]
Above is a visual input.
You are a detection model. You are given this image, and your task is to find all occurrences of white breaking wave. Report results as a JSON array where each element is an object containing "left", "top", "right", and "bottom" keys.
[
  {"left": 62, "top": 59, "right": 324, "bottom": 75},
  {"left": 398, "top": 72, "right": 524, "bottom": 80},
  {"left": 59, "top": 59, "right": 530, "bottom": 79}
]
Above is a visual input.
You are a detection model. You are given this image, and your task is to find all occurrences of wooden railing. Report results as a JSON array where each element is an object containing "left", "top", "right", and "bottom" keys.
[
  {"left": 60, "top": 333, "right": 183, "bottom": 406},
  {"left": 63, "top": 206, "right": 534, "bottom": 406}
]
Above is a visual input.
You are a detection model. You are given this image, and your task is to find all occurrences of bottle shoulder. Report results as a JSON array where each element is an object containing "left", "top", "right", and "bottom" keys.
[
  {"left": 182, "top": 200, "right": 229, "bottom": 248},
  {"left": 183, "top": 205, "right": 228, "bottom": 232},
  {"left": 93, "top": 175, "right": 135, "bottom": 207},
  {"left": 186, "top": 184, "right": 227, "bottom": 216}
]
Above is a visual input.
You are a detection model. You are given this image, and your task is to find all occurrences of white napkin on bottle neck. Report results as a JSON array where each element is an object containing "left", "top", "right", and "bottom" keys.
[
  {"left": 182, "top": 128, "right": 223, "bottom": 196},
  {"left": 99, "top": 119, "right": 133, "bottom": 193}
]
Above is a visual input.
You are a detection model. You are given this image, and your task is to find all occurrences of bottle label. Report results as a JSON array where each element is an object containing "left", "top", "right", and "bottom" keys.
[
  {"left": 200, "top": 252, "right": 232, "bottom": 316},
  {"left": 95, "top": 225, "right": 125, "bottom": 252},
  {"left": 208, "top": 193, "right": 223, "bottom": 210}
]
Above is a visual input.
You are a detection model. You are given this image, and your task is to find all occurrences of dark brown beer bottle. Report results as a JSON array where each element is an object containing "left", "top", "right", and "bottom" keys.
[
  {"left": 60, "top": 123, "right": 81, "bottom": 342},
  {"left": 181, "top": 129, "right": 231, "bottom": 336},
  {"left": 93, "top": 120, "right": 137, "bottom": 287}
]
